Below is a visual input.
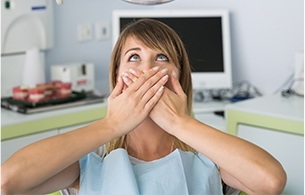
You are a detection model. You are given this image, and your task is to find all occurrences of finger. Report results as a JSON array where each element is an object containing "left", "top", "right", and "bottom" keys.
[
  {"left": 136, "top": 68, "right": 168, "bottom": 99},
  {"left": 129, "top": 68, "right": 142, "bottom": 78},
  {"left": 120, "top": 69, "right": 139, "bottom": 87},
  {"left": 141, "top": 74, "right": 169, "bottom": 104},
  {"left": 109, "top": 76, "right": 124, "bottom": 98},
  {"left": 128, "top": 66, "right": 160, "bottom": 91},
  {"left": 171, "top": 71, "right": 185, "bottom": 96},
  {"left": 125, "top": 68, "right": 142, "bottom": 84},
  {"left": 144, "top": 85, "right": 165, "bottom": 111},
  {"left": 127, "top": 72, "right": 138, "bottom": 83},
  {"left": 122, "top": 74, "right": 133, "bottom": 87}
]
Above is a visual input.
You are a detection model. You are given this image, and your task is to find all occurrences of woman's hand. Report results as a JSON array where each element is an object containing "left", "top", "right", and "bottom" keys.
[
  {"left": 149, "top": 71, "right": 189, "bottom": 134},
  {"left": 106, "top": 66, "right": 169, "bottom": 136},
  {"left": 122, "top": 68, "right": 189, "bottom": 135}
]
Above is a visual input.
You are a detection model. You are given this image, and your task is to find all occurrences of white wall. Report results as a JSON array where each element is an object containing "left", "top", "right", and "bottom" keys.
[{"left": 46, "top": 0, "right": 304, "bottom": 95}]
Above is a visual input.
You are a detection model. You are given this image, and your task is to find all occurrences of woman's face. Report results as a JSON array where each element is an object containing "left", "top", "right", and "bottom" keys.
[{"left": 117, "top": 36, "right": 179, "bottom": 90}]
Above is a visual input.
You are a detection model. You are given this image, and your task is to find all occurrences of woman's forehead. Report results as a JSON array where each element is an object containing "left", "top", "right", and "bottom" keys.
[
  {"left": 122, "top": 36, "right": 144, "bottom": 49},
  {"left": 121, "top": 36, "right": 162, "bottom": 54}
]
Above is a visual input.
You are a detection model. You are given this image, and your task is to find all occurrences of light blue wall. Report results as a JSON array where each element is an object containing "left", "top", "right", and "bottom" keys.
[{"left": 46, "top": 0, "right": 304, "bottom": 95}]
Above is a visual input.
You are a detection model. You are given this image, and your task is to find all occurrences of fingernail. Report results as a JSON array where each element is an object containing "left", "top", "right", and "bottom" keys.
[
  {"left": 172, "top": 71, "right": 177, "bottom": 79},
  {"left": 122, "top": 76, "right": 128, "bottom": 82},
  {"left": 162, "top": 75, "right": 169, "bottom": 81},
  {"left": 161, "top": 68, "right": 168, "bottom": 74},
  {"left": 122, "top": 72, "right": 128, "bottom": 77},
  {"left": 152, "top": 66, "right": 160, "bottom": 71},
  {"left": 129, "top": 68, "right": 136, "bottom": 75},
  {"left": 158, "top": 86, "right": 164, "bottom": 92}
]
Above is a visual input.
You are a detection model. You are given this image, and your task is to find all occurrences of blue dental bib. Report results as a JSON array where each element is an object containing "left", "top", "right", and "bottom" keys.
[{"left": 79, "top": 148, "right": 222, "bottom": 195}]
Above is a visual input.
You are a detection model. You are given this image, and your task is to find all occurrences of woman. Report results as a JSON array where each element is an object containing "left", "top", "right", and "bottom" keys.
[{"left": 1, "top": 19, "right": 286, "bottom": 195}]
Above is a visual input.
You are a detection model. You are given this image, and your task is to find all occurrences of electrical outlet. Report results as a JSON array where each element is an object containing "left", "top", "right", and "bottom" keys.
[
  {"left": 77, "top": 23, "right": 93, "bottom": 42},
  {"left": 95, "top": 21, "right": 110, "bottom": 41}
]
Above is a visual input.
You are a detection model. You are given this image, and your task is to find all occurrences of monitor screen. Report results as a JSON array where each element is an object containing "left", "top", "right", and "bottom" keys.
[{"left": 112, "top": 9, "right": 232, "bottom": 90}]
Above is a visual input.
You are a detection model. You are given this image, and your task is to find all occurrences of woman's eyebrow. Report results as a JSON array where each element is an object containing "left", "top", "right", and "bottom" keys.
[{"left": 124, "top": 47, "right": 141, "bottom": 56}]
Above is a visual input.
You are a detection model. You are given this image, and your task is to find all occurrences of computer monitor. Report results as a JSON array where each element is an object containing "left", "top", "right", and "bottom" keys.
[{"left": 112, "top": 9, "right": 232, "bottom": 90}]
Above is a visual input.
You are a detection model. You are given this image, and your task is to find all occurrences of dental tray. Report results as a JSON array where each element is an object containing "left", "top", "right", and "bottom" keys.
[{"left": 1, "top": 91, "right": 105, "bottom": 114}]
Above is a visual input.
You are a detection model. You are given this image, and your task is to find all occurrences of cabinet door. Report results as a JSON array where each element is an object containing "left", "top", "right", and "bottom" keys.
[
  {"left": 238, "top": 125, "right": 304, "bottom": 195},
  {"left": 1, "top": 130, "right": 58, "bottom": 163}
]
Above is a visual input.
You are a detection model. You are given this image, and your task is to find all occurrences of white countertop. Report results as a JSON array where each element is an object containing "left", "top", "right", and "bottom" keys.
[{"left": 226, "top": 94, "right": 304, "bottom": 122}]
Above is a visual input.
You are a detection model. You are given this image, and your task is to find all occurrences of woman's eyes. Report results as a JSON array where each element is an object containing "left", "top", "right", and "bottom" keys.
[
  {"left": 128, "top": 54, "right": 169, "bottom": 62},
  {"left": 156, "top": 54, "right": 169, "bottom": 62},
  {"left": 129, "top": 54, "right": 140, "bottom": 62}
]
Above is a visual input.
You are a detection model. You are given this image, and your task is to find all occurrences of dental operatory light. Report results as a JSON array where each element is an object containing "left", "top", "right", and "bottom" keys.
[
  {"left": 122, "top": 0, "right": 174, "bottom": 5},
  {"left": 55, "top": 0, "right": 174, "bottom": 5},
  {"left": 56, "top": 0, "right": 64, "bottom": 5}
]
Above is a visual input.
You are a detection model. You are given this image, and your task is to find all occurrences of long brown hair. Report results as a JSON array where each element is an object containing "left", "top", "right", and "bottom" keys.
[{"left": 106, "top": 19, "right": 195, "bottom": 155}]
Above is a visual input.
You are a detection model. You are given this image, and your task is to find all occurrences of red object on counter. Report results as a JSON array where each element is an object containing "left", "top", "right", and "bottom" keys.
[
  {"left": 52, "top": 80, "right": 63, "bottom": 89},
  {"left": 37, "top": 83, "right": 54, "bottom": 101},
  {"left": 12, "top": 86, "right": 28, "bottom": 100},
  {"left": 28, "top": 88, "right": 46, "bottom": 103},
  {"left": 55, "top": 82, "right": 72, "bottom": 98},
  {"left": 11, "top": 81, "right": 73, "bottom": 103}
]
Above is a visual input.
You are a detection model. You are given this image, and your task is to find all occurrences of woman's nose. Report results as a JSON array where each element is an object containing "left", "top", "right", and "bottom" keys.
[{"left": 141, "top": 60, "right": 156, "bottom": 72}]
